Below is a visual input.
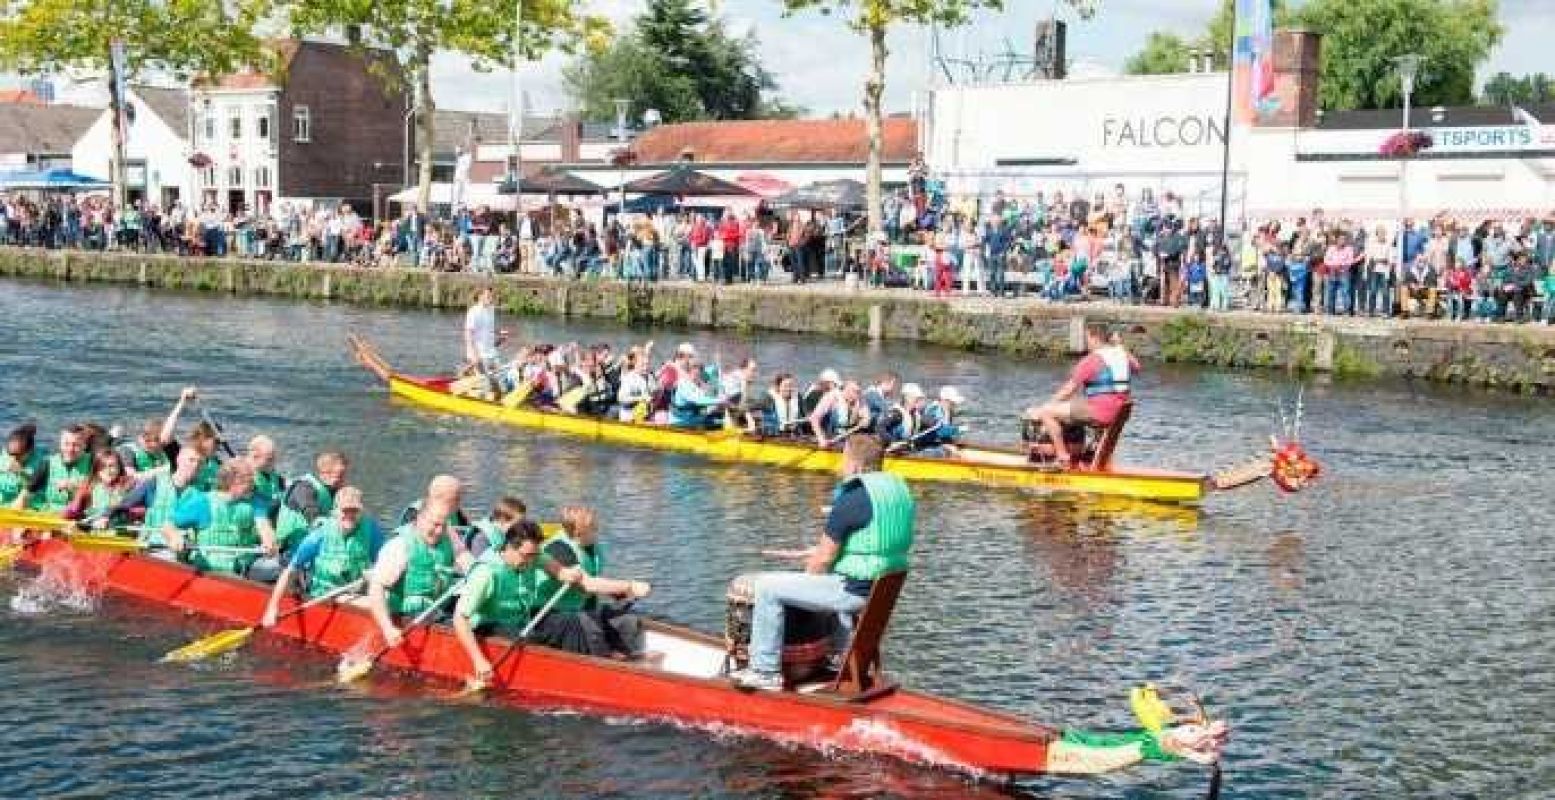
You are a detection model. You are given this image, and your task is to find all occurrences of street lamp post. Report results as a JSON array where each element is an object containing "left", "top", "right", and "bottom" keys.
[
  {"left": 615, "top": 98, "right": 629, "bottom": 220},
  {"left": 1394, "top": 53, "right": 1422, "bottom": 273}
]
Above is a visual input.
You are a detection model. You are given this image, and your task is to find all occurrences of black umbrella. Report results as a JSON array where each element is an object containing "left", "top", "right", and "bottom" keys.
[
  {"left": 771, "top": 179, "right": 866, "bottom": 210},
  {"left": 623, "top": 166, "right": 753, "bottom": 197},
  {"left": 498, "top": 169, "right": 603, "bottom": 195}
]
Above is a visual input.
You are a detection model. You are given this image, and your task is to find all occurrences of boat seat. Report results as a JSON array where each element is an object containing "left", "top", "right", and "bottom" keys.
[
  {"left": 826, "top": 570, "right": 907, "bottom": 701},
  {"left": 1086, "top": 400, "right": 1133, "bottom": 471}
]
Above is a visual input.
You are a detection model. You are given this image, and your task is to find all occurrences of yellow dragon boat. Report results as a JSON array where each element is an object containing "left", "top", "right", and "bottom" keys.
[{"left": 349, "top": 335, "right": 1292, "bottom": 505}]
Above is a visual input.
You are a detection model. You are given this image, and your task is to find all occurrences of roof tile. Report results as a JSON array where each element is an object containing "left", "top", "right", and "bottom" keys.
[{"left": 631, "top": 118, "right": 917, "bottom": 164}]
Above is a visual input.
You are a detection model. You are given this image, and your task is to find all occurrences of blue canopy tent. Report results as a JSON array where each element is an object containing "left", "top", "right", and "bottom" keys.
[{"left": 0, "top": 168, "right": 112, "bottom": 191}]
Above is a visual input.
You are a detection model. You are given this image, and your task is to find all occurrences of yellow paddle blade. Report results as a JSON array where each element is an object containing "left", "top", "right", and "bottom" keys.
[
  {"left": 557, "top": 386, "right": 588, "bottom": 414},
  {"left": 0, "top": 543, "right": 25, "bottom": 570},
  {"left": 336, "top": 656, "right": 375, "bottom": 684},
  {"left": 65, "top": 534, "right": 146, "bottom": 554},
  {"left": 501, "top": 381, "right": 534, "bottom": 409},
  {"left": 0, "top": 508, "right": 73, "bottom": 532},
  {"left": 630, "top": 401, "right": 649, "bottom": 423},
  {"left": 1130, "top": 684, "right": 1175, "bottom": 734},
  {"left": 161, "top": 627, "right": 255, "bottom": 663},
  {"left": 539, "top": 522, "right": 563, "bottom": 539}
]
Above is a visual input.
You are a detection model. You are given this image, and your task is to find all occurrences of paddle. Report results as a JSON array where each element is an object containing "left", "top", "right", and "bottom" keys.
[
  {"left": 194, "top": 398, "right": 237, "bottom": 458},
  {"left": 336, "top": 578, "right": 466, "bottom": 684},
  {"left": 460, "top": 579, "right": 574, "bottom": 695},
  {"left": 161, "top": 577, "right": 368, "bottom": 663},
  {"left": 0, "top": 507, "right": 77, "bottom": 533}
]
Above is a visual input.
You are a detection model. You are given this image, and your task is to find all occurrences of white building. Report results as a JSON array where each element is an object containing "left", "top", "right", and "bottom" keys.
[{"left": 71, "top": 86, "right": 192, "bottom": 208}]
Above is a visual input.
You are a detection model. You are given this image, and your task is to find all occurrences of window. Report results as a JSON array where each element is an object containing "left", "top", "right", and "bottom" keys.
[
  {"left": 253, "top": 165, "right": 271, "bottom": 188},
  {"left": 256, "top": 111, "right": 270, "bottom": 140},
  {"left": 202, "top": 101, "right": 215, "bottom": 143},
  {"left": 200, "top": 167, "right": 216, "bottom": 187},
  {"left": 227, "top": 165, "right": 244, "bottom": 187},
  {"left": 293, "top": 105, "right": 311, "bottom": 143},
  {"left": 228, "top": 107, "right": 242, "bottom": 140}
]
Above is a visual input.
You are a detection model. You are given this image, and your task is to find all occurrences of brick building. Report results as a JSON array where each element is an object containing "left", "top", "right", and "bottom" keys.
[{"left": 190, "top": 40, "right": 407, "bottom": 214}]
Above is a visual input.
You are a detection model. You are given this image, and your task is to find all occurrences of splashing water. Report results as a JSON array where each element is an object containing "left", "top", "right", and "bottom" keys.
[{"left": 9, "top": 550, "right": 109, "bottom": 615}]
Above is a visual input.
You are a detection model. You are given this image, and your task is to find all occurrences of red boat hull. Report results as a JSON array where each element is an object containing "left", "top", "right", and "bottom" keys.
[{"left": 18, "top": 539, "right": 1056, "bottom": 776}]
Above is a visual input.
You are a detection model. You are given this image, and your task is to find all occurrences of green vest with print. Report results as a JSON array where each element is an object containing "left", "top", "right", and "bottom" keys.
[
  {"left": 465, "top": 551, "right": 543, "bottom": 630},
  {"left": 307, "top": 515, "right": 375, "bottom": 599},
  {"left": 533, "top": 535, "right": 603, "bottom": 613},
  {"left": 189, "top": 493, "right": 259, "bottom": 576},
  {"left": 0, "top": 450, "right": 45, "bottom": 506},
  {"left": 386, "top": 525, "right": 456, "bottom": 616},
  {"left": 831, "top": 472, "right": 915, "bottom": 581},
  {"left": 35, "top": 453, "right": 91, "bottom": 512}
]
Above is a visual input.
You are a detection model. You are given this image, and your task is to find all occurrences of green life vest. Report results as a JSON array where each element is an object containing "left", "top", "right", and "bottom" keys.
[
  {"left": 141, "top": 472, "right": 192, "bottom": 547},
  {"left": 831, "top": 472, "right": 916, "bottom": 582},
  {"left": 275, "top": 474, "right": 333, "bottom": 553},
  {"left": 252, "top": 469, "right": 286, "bottom": 519},
  {"left": 187, "top": 493, "right": 259, "bottom": 576},
  {"left": 191, "top": 455, "right": 222, "bottom": 493},
  {"left": 0, "top": 449, "right": 45, "bottom": 506},
  {"left": 464, "top": 551, "right": 542, "bottom": 630},
  {"left": 87, "top": 482, "right": 130, "bottom": 521},
  {"left": 386, "top": 525, "right": 455, "bottom": 616},
  {"left": 128, "top": 444, "right": 169, "bottom": 474},
  {"left": 35, "top": 453, "right": 91, "bottom": 512},
  {"left": 534, "top": 535, "right": 603, "bottom": 613},
  {"left": 471, "top": 519, "right": 506, "bottom": 552},
  {"left": 306, "top": 515, "right": 375, "bottom": 599}
]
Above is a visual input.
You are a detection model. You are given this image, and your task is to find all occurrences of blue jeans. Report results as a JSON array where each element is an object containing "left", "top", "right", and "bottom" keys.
[
  {"left": 1324, "top": 273, "right": 1350, "bottom": 315},
  {"left": 1367, "top": 272, "right": 1391, "bottom": 315},
  {"left": 1287, "top": 265, "right": 1309, "bottom": 313},
  {"left": 749, "top": 572, "right": 863, "bottom": 675}
]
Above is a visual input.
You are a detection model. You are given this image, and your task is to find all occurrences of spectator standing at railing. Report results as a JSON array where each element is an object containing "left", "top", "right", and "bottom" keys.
[
  {"left": 1321, "top": 232, "right": 1356, "bottom": 315},
  {"left": 1363, "top": 224, "right": 1394, "bottom": 316},
  {"left": 1156, "top": 220, "right": 1186, "bottom": 307},
  {"left": 985, "top": 214, "right": 1010, "bottom": 297},
  {"left": 1444, "top": 257, "right": 1473, "bottom": 321}
]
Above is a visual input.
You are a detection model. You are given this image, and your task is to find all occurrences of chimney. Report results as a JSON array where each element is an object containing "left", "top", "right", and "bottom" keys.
[
  {"left": 560, "top": 114, "right": 582, "bottom": 162},
  {"left": 1259, "top": 29, "right": 1322, "bottom": 129}
]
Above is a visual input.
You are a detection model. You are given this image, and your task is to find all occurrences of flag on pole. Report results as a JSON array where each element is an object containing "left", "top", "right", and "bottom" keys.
[{"left": 1232, "top": 0, "right": 1278, "bottom": 124}]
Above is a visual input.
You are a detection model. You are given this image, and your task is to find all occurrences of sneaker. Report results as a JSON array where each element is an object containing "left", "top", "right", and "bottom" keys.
[{"left": 729, "top": 667, "right": 784, "bottom": 692}]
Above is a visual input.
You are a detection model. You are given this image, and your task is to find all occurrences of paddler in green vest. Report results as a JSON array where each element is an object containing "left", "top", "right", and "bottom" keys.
[
  {"left": 730, "top": 434, "right": 915, "bottom": 692},
  {"left": 245, "top": 435, "right": 286, "bottom": 522},
  {"left": 365, "top": 497, "right": 475, "bottom": 650},
  {"left": 154, "top": 387, "right": 225, "bottom": 492},
  {"left": 117, "top": 419, "right": 171, "bottom": 481},
  {"left": 62, "top": 450, "right": 137, "bottom": 526},
  {"left": 0, "top": 423, "right": 46, "bottom": 508},
  {"left": 396, "top": 474, "right": 472, "bottom": 531},
  {"left": 452, "top": 521, "right": 551, "bottom": 687},
  {"left": 163, "top": 460, "right": 281, "bottom": 578},
  {"left": 13, "top": 424, "right": 92, "bottom": 513},
  {"left": 273, "top": 451, "right": 349, "bottom": 555},
  {"left": 259, "top": 486, "right": 383, "bottom": 628},
  {"left": 467, "top": 495, "right": 528, "bottom": 558}
]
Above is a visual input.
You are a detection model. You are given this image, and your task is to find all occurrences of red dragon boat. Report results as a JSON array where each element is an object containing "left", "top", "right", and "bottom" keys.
[{"left": 14, "top": 536, "right": 1225, "bottom": 781}]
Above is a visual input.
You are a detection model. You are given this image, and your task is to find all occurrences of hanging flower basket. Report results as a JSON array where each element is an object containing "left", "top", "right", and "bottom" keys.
[
  {"left": 1379, "top": 130, "right": 1434, "bottom": 157},
  {"left": 187, "top": 152, "right": 213, "bottom": 168}
]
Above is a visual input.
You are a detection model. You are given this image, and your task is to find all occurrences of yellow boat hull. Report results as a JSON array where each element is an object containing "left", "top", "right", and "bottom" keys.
[{"left": 383, "top": 375, "right": 1208, "bottom": 504}]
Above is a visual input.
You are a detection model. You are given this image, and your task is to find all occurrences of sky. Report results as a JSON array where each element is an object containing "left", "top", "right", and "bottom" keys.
[{"left": 433, "top": 0, "right": 1555, "bottom": 117}]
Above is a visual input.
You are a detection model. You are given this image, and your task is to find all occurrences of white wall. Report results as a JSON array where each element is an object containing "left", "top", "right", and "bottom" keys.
[{"left": 71, "top": 88, "right": 193, "bottom": 205}]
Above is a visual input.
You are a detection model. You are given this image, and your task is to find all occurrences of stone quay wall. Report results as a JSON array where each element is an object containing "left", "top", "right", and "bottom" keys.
[{"left": 3, "top": 249, "right": 1552, "bottom": 394}]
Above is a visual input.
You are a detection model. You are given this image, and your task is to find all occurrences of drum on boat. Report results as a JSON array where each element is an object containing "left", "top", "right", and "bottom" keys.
[{"left": 724, "top": 573, "right": 838, "bottom": 683}]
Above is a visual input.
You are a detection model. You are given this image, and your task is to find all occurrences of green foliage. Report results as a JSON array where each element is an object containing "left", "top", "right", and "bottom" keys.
[
  {"left": 564, "top": 0, "right": 790, "bottom": 123},
  {"left": 1293, "top": 0, "right": 1502, "bottom": 110},
  {"left": 1125, "top": 32, "right": 1191, "bottom": 75},
  {"left": 0, "top": 0, "right": 268, "bottom": 79},
  {"left": 1124, "top": 0, "right": 1500, "bottom": 110},
  {"left": 1481, "top": 72, "right": 1554, "bottom": 106}
]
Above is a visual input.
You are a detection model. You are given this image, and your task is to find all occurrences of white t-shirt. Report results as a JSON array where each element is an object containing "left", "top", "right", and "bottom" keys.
[{"left": 465, "top": 303, "right": 496, "bottom": 361}]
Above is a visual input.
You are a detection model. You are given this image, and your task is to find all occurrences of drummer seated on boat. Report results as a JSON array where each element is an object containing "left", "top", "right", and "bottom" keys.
[
  {"left": 744, "top": 373, "right": 802, "bottom": 437},
  {"left": 274, "top": 451, "right": 349, "bottom": 555},
  {"left": 730, "top": 435, "right": 915, "bottom": 692},
  {"left": 668, "top": 359, "right": 726, "bottom": 429},
  {"left": 260, "top": 486, "right": 383, "bottom": 627},
  {"left": 164, "top": 461, "right": 284, "bottom": 581},
  {"left": 807, "top": 381, "right": 870, "bottom": 450},
  {"left": 1024, "top": 324, "right": 1139, "bottom": 468}
]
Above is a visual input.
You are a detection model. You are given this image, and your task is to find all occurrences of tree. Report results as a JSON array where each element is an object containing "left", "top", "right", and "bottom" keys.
[
  {"left": 1295, "top": 0, "right": 1502, "bottom": 110},
  {"left": 564, "top": 0, "right": 787, "bottom": 125},
  {"left": 1125, "top": 0, "right": 1292, "bottom": 75},
  {"left": 1481, "top": 72, "right": 1554, "bottom": 106},
  {"left": 1124, "top": 32, "right": 1191, "bottom": 75},
  {"left": 287, "top": 0, "right": 603, "bottom": 212},
  {"left": 0, "top": 0, "right": 269, "bottom": 207}
]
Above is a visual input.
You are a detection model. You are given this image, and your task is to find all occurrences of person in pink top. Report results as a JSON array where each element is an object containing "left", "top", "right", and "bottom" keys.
[
  {"left": 1024, "top": 324, "right": 1140, "bottom": 467},
  {"left": 689, "top": 215, "right": 712, "bottom": 281},
  {"left": 1322, "top": 232, "right": 1358, "bottom": 315}
]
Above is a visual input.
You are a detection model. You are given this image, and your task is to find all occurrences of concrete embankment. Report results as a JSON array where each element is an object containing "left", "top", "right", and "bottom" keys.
[{"left": 3, "top": 248, "right": 1552, "bottom": 393}]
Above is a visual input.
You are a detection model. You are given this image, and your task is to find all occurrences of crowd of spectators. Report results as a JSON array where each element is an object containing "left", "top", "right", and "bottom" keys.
[{"left": 5, "top": 186, "right": 1551, "bottom": 324}]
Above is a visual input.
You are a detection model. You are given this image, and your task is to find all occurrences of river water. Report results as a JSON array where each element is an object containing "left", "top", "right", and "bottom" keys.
[{"left": 0, "top": 279, "right": 1550, "bottom": 799}]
